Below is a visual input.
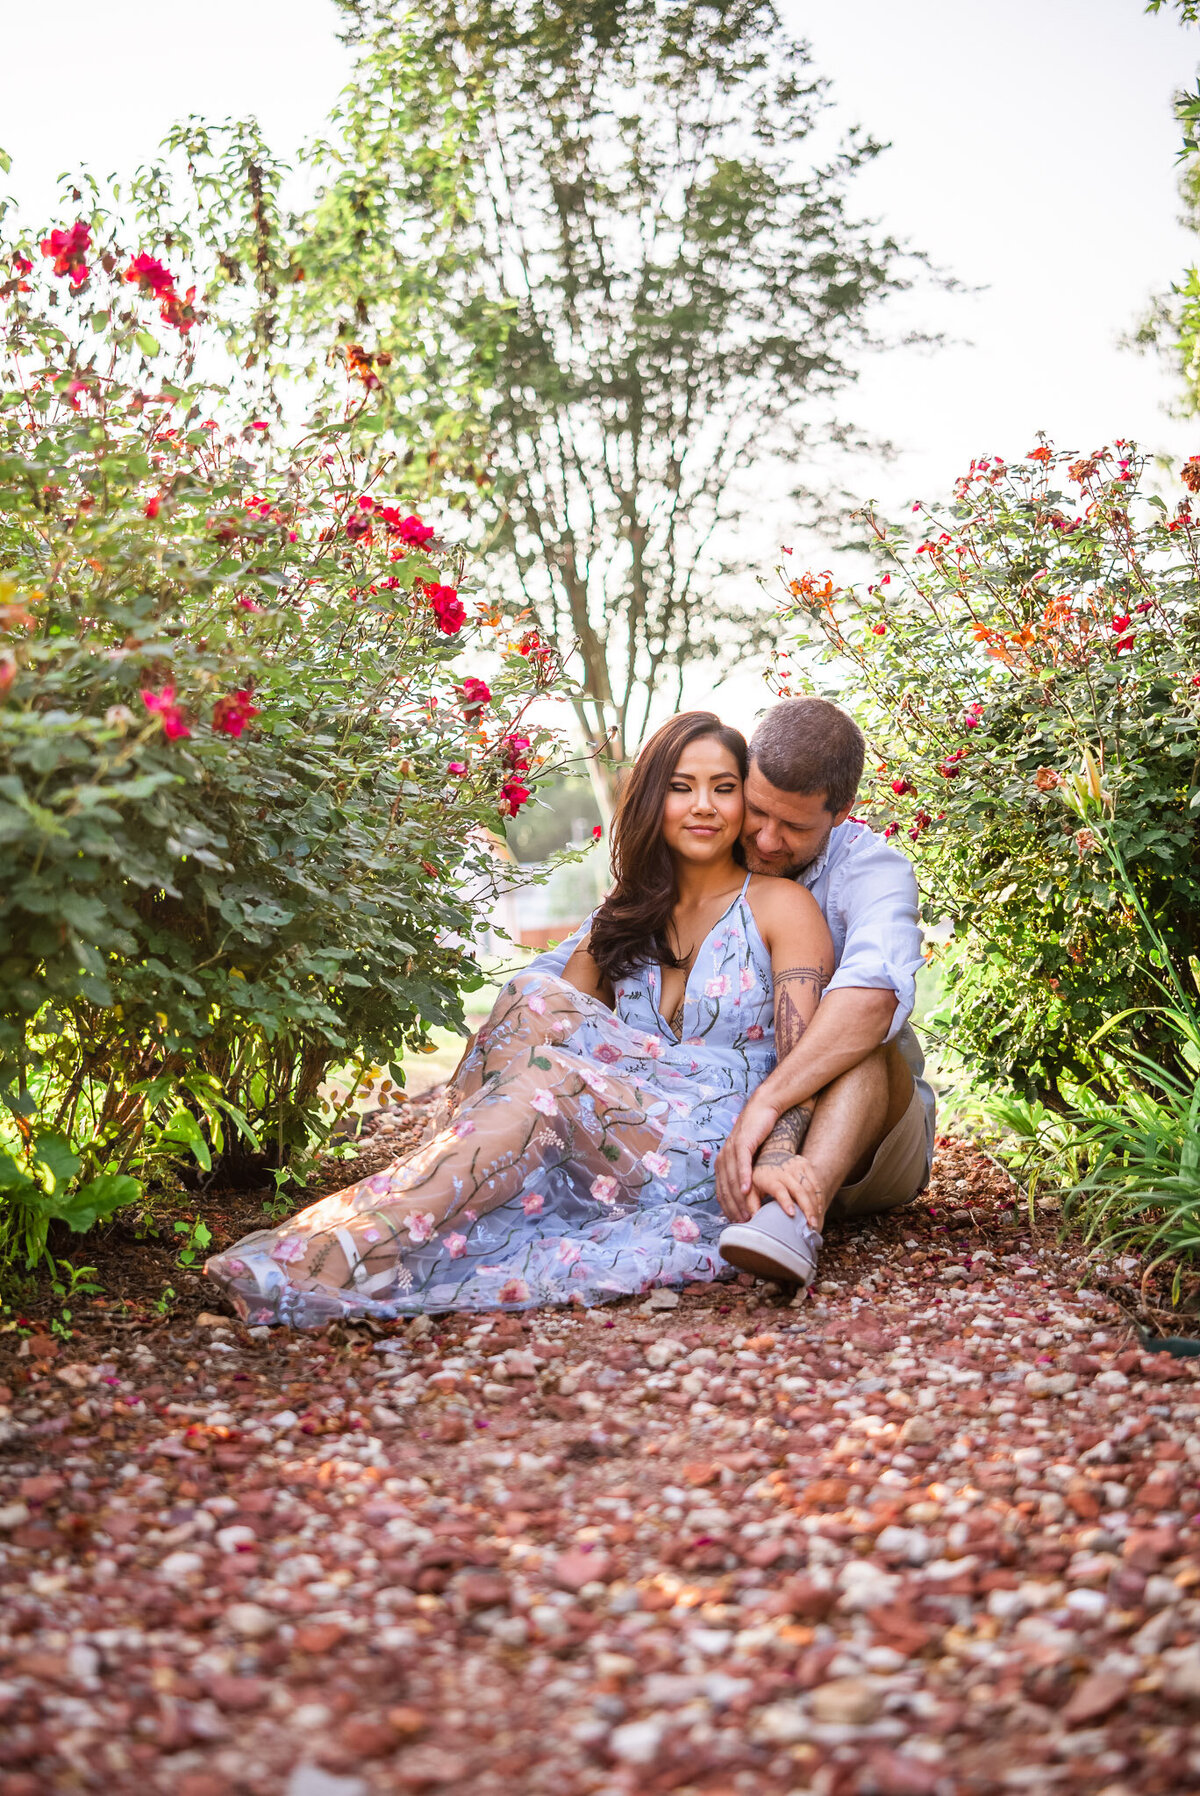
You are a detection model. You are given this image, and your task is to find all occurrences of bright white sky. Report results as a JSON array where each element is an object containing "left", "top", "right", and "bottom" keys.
[{"left": 5, "top": 0, "right": 1199, "bottom": 721}]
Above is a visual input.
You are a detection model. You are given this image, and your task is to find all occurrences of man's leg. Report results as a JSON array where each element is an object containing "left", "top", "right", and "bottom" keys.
[
  {"left": 796, "top": 1043, "right": 914, "bottom": 1225},
  {"left": 718, "top": 1044, "right": 917, "bottom": 1284}
]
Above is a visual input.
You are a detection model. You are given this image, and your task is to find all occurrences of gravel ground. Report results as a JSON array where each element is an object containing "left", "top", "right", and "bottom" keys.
[{"left": 2, "top": 1134, "right": 1200, "bottom": 1796}]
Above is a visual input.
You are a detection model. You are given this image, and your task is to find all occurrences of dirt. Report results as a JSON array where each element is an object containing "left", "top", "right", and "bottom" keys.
[{"left": 2, "top": 1133, "right": 1199, "bottom": 1796}]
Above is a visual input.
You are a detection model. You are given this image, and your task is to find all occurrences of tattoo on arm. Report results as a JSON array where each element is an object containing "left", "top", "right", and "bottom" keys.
[
  {"left": 756, "top": 964, "right": 827, "bottom": 1169},
  {"left": 774, "top": 965, "right": 829, "bottom": 1059},
  {"left": 757, "top": 1102, "right": 814, "bottom": 1165}
]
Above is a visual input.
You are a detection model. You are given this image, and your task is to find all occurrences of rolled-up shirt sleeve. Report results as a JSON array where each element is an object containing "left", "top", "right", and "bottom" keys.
[{"left": 823, "top": 841, "right": 925, "bottom": 1043}]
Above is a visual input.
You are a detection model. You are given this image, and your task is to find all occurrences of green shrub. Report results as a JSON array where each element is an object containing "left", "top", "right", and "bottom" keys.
[
  {"left": 0, "top": 202, "right": 560, "bottom": 1267},
  {"left": 779, "top": 441, "right": 1200, "bottom": 1106}
]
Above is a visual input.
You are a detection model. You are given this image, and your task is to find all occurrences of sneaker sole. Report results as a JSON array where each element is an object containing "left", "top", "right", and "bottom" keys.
[{"left": 719, "top": 1230, "right": 815, "bottom": 1288}]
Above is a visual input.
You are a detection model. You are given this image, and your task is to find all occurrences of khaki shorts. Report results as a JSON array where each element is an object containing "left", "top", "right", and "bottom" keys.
[{"left": 826, "top": 1084, "right": 930, "bottom": 1222}]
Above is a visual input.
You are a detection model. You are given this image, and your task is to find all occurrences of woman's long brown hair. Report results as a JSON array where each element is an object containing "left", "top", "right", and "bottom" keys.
[{"left": 588, "top": 712, "right": 748, "bottom": 984}]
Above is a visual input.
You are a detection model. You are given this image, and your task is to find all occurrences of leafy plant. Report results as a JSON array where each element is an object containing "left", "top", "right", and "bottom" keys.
[
  {"left": 778, "top": 440, "right": 1200, "bottom": 1106},
  {"left": 0, "top": 178, "right": 564, "bottom": 1269},
  {"left": 174, "top": 1216, "right": 214, "bottom": 1268}
]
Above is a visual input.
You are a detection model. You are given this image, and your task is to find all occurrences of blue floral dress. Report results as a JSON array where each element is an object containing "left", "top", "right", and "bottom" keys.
[{"left": 205, "top": 878, "right": 775, "bottom": 1327}]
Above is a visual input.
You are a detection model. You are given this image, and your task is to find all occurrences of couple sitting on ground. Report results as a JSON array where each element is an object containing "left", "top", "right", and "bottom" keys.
[{"left": 206, "top": 698, "right": 934, "bottom": 1329}]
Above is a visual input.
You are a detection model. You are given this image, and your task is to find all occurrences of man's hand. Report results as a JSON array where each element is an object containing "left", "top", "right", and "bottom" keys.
[
  {"left": 715, "top": 1094, "right": 780, "bottom": 1221},
  {"left": 749, "top": 1156, "right": 829, "bottom": 1232}
]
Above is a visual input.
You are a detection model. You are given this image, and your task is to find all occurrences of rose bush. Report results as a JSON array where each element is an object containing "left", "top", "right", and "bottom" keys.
[
  {"left": 778, "top": 441, "right": 1200, "bottom": 1107},
  {"left": 0, "top": 203, "right": 561, "bottom": 1268}
]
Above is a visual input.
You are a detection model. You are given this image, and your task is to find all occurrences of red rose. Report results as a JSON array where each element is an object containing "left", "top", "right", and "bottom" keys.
[
  {"left": 141, "top": 683, "right": 190, "bottom": 741},
  {"left": 40, "top": 222, "right": 91, "bottom": 287},
  {"left": 124, "top": 253, "right": 176, "bottom": 298},
  {"left": 212, "top": 689, "right": 260, "bottom": 739},
  {"left": 426, "top": 583, "right": 466, "bottom": 634},
  {"left": 457, "top": 678, "right": 492, "bottom": 715}
]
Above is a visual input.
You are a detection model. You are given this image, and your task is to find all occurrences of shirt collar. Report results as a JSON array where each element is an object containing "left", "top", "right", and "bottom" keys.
[
  {"left": 796, "top": 817, "right": 861, "bottom": 889},
  {"left": 797, "top": 839, "right": 832, "bottom": 888}
]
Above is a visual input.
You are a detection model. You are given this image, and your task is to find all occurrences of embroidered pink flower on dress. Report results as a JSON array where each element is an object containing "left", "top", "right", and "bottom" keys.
[
  {"left": 362, "top": 1228, "right": 381, "bottom": 1244},
  {"left": 405, "top": 1211, "right": 436, "bottom": 1244},
  {"left": 641, "top": 1150, "right": 671, "bottom": 1179},
  {"left": 522, "top": 1192, "right": 545, "bottom": 1216},
  {"left": 640, "top": 1034, "right": 664, "bottom": 1058},
  {"left": 704, "top": 974, "right": 731, "bottom": 999},
  {"left": 739, "top": 966, "right": 755, "bottom": 993},
  {"left": 530, "top": 1088, "right": 558, "bottom": 1116},
  {"left": 497, "top": 1277, "right": 531, "bottom": 1304},
  {"left": 451, "top": 1118, "right": 476, "bottom": 1138},
  {"left": 445, "top": 1232, "right": 468, "bottom": 1258},
  {"left": 590, "top": 1174, "right": 619, "bottom": 1205},
  {"left": 671, "top": 1214, "right": 701, "bottom": 1243},
  {"left": 527, "top": 994, "right": 547, "bottom": 1015},
  {"left": 557, "top": 1240, "right": 582, "bottom": 1265},
  {"left": 746, "top": 1023, "right": 765, "bottom": 1041},
  {"left": 271, "top": 1237, "right": 306, "bottom": 1263},
  {"left": 592, "top": 1042, "right": 623, "bottom": 1064}
]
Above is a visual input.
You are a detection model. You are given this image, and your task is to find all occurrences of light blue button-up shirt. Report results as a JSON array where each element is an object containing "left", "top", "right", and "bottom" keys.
[{"left": 528, "top": 818, "right": 935, "bottom": 1165}]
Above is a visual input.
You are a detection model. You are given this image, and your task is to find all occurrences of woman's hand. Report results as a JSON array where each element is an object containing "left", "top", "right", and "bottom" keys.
[{"left": 748, "top": 1154, "right": 828, "bottom": 1231}]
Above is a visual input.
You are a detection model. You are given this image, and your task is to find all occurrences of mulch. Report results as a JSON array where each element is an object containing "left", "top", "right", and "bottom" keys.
[{"left": 1, "top": 1129, "right": 1199, "bottom": 1796}]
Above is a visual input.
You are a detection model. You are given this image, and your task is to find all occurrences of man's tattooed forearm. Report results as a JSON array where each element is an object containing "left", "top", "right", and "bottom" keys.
[{"left": 757, "top": 1102, "right": 814, "bottom": 1165}]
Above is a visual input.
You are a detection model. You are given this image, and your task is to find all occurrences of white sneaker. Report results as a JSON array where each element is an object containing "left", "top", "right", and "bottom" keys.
[{"left": 719, "top": 1201, "right": 821, "bottom": 1287}]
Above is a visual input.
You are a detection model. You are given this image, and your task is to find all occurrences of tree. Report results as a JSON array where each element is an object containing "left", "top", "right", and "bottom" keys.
[
  {"left": 1134, "top": 1, "right": 1200, "bottom": 407},
  {"left": 308, "top": 0, "right": 929, "bottom": 800}
]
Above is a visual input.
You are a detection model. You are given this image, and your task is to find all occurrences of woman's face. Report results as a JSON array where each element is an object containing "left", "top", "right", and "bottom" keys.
[{"left": 661, "top": 735, "right": 744, "bottom": 867}]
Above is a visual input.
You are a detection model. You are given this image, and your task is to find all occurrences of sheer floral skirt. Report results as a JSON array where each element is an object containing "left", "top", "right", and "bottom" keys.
[{"left": 205, "top": 973, "right": 737, "bottom": 1328}]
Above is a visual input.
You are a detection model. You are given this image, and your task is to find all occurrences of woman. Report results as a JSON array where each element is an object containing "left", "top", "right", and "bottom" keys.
[{"left": 205, "top": 712, "right": 833, "bottom": 1327}]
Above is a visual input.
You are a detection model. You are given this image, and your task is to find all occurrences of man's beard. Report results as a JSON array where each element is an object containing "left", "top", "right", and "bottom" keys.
[{"left": 741, "top": 829, "right": 831, "bottom": 880}]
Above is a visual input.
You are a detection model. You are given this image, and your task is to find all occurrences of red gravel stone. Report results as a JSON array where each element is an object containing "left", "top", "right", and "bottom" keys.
[{"left": 4, "top": 1135, "right": 1200, "bottom": 1795}]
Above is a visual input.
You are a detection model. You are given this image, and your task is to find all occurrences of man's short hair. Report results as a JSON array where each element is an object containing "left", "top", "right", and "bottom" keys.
[{"left": 748, "top": 697, "right": 865, "bottom": 816}]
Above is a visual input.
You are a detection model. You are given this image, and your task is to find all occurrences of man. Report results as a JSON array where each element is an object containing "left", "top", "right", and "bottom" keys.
[
  {"left": 713, "top": 696, "right": 933, "bottom": 1287},
  {"left": 531, "top": 695, "right": 933, "bottom": 1287}
]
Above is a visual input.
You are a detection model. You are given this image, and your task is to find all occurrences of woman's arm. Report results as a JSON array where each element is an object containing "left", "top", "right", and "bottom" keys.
[{"left": 561, "top": 936, "right": 615, "bottom": 1008}]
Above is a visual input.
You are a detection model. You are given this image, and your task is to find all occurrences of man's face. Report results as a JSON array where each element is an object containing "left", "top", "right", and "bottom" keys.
[{"left": 740, "top": 764, "right": 853, "bottom": 878}]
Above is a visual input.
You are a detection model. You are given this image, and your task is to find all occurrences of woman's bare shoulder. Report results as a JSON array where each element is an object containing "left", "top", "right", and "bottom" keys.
[{"left": 745, "top": 872, "right": 825, "bottom": 929}]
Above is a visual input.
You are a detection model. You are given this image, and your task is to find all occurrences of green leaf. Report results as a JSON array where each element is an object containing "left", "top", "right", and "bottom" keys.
[
  {"left": 31, "top": 1134, "right": 81, "bottom": 1196},
  {"left": 159, "top": 1107, "right": 212, "bottom": 1171},
  {"left": 45, "top": 1174, "right": 141, "bottom": 1234},
  {"left": 134, "top": 329, "right": 161, "bottom": 358}
]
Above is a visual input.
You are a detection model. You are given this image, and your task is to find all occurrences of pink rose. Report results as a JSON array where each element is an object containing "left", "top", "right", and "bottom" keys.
[
  {"left": 557, "top": 1240, "right": 582, "bottom": 1265},
  {"left": 671, "top": 1214, "right": 701, "bottom": 1244},
  {"left": 271, "top": 1236, "right": 306, "bottom": 1264},
  {"left": 641, "top": 1150, "right": 671, "bottom": 1179},
  {"left": 445, "top": 1232, "right": 468, "bottom": 1258},
  {"left": 590, "top": 1174, "right": 619, "bottom": 1205},
  {"left": 739, "top": 966, "right": 755, "bottom": 993},
  {"left": 405, "top": 1211, "right": 436, "bottom": 1244},
  {"left": 497, "top": 1277, "right": 531, "bottom": 1304},
  {"left": 522, "top": 1192, "right": 545, "bottom": 1216},
  {"left": 704, "top": 974, "right": 730, "bottom": 999},
  {"left": 746, "top": 1023, "right": 765, "bottom": 1041},
  {"left": 592, "top": 1042, "right": 623, "bottom": 1065},
  {"left": 530, "top": 1088, "right": 558, "bottom": 1116},
  {"left": 451, "top": 1117, "right": 476, "bottom": 1138}
]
